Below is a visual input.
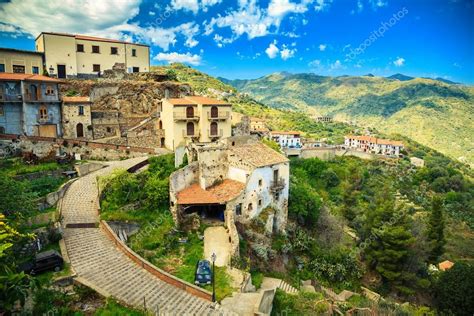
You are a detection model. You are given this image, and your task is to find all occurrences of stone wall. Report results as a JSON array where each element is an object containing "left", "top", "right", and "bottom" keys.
[
  {"left": 195, "top": 143, "right": 229, "bottom": 189},
  {"left": 62, "top": 103, "right": 93, "bottom": 139},
  {"left": 169, "top": 162, "right": 199, "bottom": 223}
]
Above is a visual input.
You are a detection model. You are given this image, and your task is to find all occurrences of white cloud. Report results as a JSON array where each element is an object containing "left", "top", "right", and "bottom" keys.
[
  {"left": 205, "top": 0, "right": 323, "bottom": 44},
  {"left": 265, "top": 40, "right": 280, "bottom": 59},
  {"left": 170, "top": 0, "right": 222, "bottom": 14},
  {"left": 308, "top": 59, "right": 321, "bottom": 67},
  {"left": 330, "top": 60, "right": 343, "bottom": 70},
  {"left": 319, "top": 43, "right": 327, "bottom": 51},
  {"left": 280, "top": 47, "right": 296, "bottom": 60},
  {"left": 369, "top": 0, "right": 388, "bottom": 9},
  {"left": 393, "top": 57, "right": 405, "bottom": 67},
  {"left": 0, "top": 0, "right": 201, "bottom": 52},
  {"left": 149, "top": 11, "right": 155, "bottom": 16},
  {"left": 154, "top": 52, "right": 202, "bottom": 65},
  {"left": 315, "top": 0, "right": 333, "bottom": 12}
]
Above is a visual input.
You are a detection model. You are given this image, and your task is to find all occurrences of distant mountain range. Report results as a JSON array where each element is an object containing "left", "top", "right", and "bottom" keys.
[{"left": 221, "top": 73, "right": 474, "bottom": 164}]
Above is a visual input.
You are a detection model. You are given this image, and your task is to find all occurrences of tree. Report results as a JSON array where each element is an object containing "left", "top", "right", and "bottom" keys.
[
  {"left": 426, "top": 195, "right": 445, "bottom": 261},
  {"left": 363, "top": 189, "right": 416, "bottom": 293},
  {"left": 434, "top": 263, "right": 474, "bottom": 316},
  {"left": 289, "top": 177, "right": 321, "bottom": 226},
  {"left": 0, "top": 175, "right": 35, "bottom": 220},
  {"left": 321, "top": 168, "right": 340, "bottom": 188}
]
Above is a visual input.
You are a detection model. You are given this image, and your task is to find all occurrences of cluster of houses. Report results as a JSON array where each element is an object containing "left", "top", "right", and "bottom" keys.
[{"left": 344, "top": 135, "right": 404, "bottom": 157}]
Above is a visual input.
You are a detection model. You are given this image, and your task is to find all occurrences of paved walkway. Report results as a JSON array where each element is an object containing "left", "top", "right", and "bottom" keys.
[
  {"left": 204, "top": 227, "right": 232, "bottom": 267},
  {"left": 62, "top": 158, "right": 233, "bottom": 315}
]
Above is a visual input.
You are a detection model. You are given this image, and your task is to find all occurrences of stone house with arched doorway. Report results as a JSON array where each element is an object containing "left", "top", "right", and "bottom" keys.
[{"left": 61, "top": 96, "right": 92, "bottom": 139}]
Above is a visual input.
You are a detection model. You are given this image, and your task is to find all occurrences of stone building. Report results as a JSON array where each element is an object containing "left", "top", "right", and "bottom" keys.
[
  {"left": 91, "top": 110, "right": 121, "bottom": 139},
  {"left": 161, "top": 96, "right": 232, "bottom": 150},
  {"left": 344, "top": 135, "right": 404, "bottom": 156},
  {"left": 169, "top": 136, "right": 289, "bottom": 256},
  {"left": 62, "top": 96, "right": 92, "bottom": 139},
  {"left": 0, "top": 73, "right": 62, "bottom": 137},
  {"left": 249, "top": 117, "right": 269, "bottom": 133}
]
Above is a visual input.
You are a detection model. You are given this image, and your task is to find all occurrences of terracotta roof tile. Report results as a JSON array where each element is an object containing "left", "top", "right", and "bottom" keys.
[
  {"left": 62, "top": 96, "right": 91, "bottom": 103},
  {"left": 230, "top": 142, "right": 289, "bottom": 168},
  {"left": 345, "top": 135, "right": 404, "bottom": 147},
  {"left": 165, "top": 98, "right": 196, "bottom": 106},
  {"left": 270, "top": 131, "right": 301, "bottom": 135},
  {"left": 185, "top": 96, "right": 230, "bottom": 105},
  {"left": 177, "top": 179, "right": 245, "bottom": 205},
  {"left": 438, "top": 260, "right": 454, "bottom": 271},
  {"left": 0, "top": 73, "right": 62, "bottom": 83}
]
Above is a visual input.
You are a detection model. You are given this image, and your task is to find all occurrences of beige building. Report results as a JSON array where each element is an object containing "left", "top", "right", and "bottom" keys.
[
  {"left": 35, "top": 32, "right": 149, "bottom": 78},
  {"left": 249, "top": 117, "right": 269, "bottom": 133},
  {"left": 161, "top": 96, "right": 232, "bottom": 150},
  {"left": 0, "top": 48, "right": 43, "bottom": 74},
  {"left": 62, "top": 96, "right": 92, "bottom": 139}
]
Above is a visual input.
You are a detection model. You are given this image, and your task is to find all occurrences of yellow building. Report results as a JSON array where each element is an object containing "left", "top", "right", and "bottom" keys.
[
  {"left": 161, "top": 96, "right": 232, "bottom": 150},
  {"left": 0, "top": 48, "right": 43, "bottom": 74},
  {"left": 35, "top": 32, "right": 149, "bottom": 78}
]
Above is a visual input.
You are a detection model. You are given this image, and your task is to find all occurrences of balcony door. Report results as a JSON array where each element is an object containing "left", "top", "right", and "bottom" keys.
[
  {"left": 210, "top": 106, "right": 218, "bottom": 118},
  {"left": 186, "top": 122, "right": 194, "bottom": 136},
  {"left": 210, "top": 122, "right": 218, "bottom": 136},
  {"left": 186, "top": 106, "right": 194, "bottom": 118}
]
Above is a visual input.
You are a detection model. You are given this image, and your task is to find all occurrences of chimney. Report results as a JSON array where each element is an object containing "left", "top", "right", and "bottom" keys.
[{"left": 164, "top": 89, "right": 170, "bottom": 99}]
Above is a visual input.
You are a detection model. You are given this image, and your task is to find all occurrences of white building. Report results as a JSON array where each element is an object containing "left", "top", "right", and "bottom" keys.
[
  {"left": 344, "top": 135, "right": 404, "bottom": 156},
  {"left": 270, "top": 131, "right": 302, "bottom": 149},
  {"left": 169, "top": 136, "right": 289, "bottom": 257}
]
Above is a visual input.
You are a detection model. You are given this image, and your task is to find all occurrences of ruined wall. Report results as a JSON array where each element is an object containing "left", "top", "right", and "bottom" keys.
[
  {"left": 168, "top": 162, "right": 199, "bottom": 223},
  {"left": 195, "top": 143, "right": 229, "bottom": 189}
]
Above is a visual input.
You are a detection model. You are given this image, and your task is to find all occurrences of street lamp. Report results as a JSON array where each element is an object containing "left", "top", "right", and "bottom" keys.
[{"left": 211, "top": 252, "right": 216, "bottom": 302}]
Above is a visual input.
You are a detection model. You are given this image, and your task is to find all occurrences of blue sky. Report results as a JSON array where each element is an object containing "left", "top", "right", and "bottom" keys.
[{"left": 0, "top": 0, "right": 473, "bottom": 83}]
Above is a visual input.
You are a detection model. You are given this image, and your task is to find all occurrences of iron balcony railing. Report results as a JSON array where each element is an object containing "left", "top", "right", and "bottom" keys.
[
  {"left": 207, "top": 111, "right": 230, "bottom": 120},
  {"left": 174, "top": 112, "right": 200, "bottom": 121},
  {"left": 36, "top": 113, "right": 54, "bottom": 124},
  {"left": 208, "top": 128, "right": 223, "bottom": 137},
  {"left": 270, "top": 177, "right": 286, "bottom": 192},
  {"left": 182, "top": 129, "right": 200, "bottom": 138}
]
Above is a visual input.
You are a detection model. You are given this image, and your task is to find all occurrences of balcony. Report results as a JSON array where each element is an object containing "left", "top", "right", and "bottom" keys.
[
  {"left": 182, "top": 129, "right": 200, "bottom": 138},
  {"left": 207, "top": 111, "right": 230, "bottom": 121},
  {"left": 36, "top": 113, "right": 55, "bottom": 124},
  {"left": 174, "top": 112, "right": 200, "bottom": 121},
  {"left": 270, "top": 178, "right": 286, "bottom": 193},
  {"left": 208, "top": 129, "right": 223, "bottom": 138}
]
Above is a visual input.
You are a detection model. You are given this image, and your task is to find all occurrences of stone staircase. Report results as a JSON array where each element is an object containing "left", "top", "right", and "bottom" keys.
[
  {"left": 277, "top": 279, "right": 299, "bottom": 294},
  {"left": 61, "top": 158, "right": 237, "bottom": 315}
]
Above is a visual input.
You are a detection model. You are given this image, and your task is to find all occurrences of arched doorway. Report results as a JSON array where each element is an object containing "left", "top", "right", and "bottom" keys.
[
  {"left": 186, "top": 122, "right": 194, "bottom": 136},
  {"left": 160, "top": 137, "right": 165, "bottom": 147},
  {"left": 76, "top": 123, "right": 84, "bottom": 138},
  {"left": 210, "top": 106, "right": 218, "bottom": 118},
  {"left": 186, "top": 106, "right": 194, "bottom": 118},
  {"left": 210, "top": 122, "right": 218, "bottom": 136},
  {"left": 158, "top": 120, "right": 163, "bottom": 129}
]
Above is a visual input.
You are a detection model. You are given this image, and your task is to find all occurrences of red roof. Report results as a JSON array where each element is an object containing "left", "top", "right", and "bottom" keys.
[
  {"left": 62, "top": 96, "right": 90, "bottom": 103},
  {"left": 438, "top": 260, "right": 455, "bottom": 271},
  {"left": 270, "top": 131, "right": 301, "bottom": 136},
  {"left": 0, "top": 72, "right": 62, "bottom": 83},
  {"left": 177, "top": 180, "right": 245, "bottom": 205},
  {"left": 164, "top": 96, "right": 230, "bottom": 106},
  {"left": 345, "top": 135, "right": 404, "bottom": 147}
]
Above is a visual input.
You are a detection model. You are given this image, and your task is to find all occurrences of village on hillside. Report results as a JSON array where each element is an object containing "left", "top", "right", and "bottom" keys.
[{"left": 1, "top": 31, "right": 468, "bottom": 316}]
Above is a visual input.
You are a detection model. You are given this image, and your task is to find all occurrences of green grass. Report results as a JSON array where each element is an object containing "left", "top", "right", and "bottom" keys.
[
  {"left": 271, "top": 289, "right": 328, "bottom": 316},
  {"left": 0, "top": 157, "right": 66, "bottom": 177},
  {"left": 94, "top": 299, "right": 146, "bottom": 316}
]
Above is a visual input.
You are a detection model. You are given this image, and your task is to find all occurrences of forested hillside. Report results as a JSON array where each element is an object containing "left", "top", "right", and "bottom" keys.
[{"left": 222, "top": 73, "right": 474, "bottom": 165}]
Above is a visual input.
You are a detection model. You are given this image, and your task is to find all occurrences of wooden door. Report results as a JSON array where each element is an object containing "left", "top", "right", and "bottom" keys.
[{"left": 38, "top": 125, "right": 57, "bottom": 138}]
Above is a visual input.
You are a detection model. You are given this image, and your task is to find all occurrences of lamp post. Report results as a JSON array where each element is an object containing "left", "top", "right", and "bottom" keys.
[{"left": 211, "top": 252, "right": 216, "bottom": 302}]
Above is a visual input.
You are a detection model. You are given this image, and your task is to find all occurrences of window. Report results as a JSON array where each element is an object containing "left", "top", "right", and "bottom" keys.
[
  {"left": 45, "top": 86, "right": 54, "bottom": 95},
  {"left": 131, "top": 48, "right": 137, "bottom": 57},
  {"left": 93, "top": 64, "right": 101, "bottom": 72},
  {"left": 0, "top": 64, "right": 4, "bottom": 72},
  {"left": 258, "top": 179, "right": 262, "bottom": 186},
  {"left": 0, "top": 126, "right": 4, "bottom": 134},
  {"left": 210, "top": 106, "right": 218, "bottom": 118},
  {"left": 39, "top": 106, "right": 48, "bottom": 120},
  {"left": 248, "top": 203, "right": 253, "bottom": 211},
  {"left": 32, "top": 66, "right": 39, "bottom": 74},
  {"left": 106, "top": 127, "right": 112, "bottom": 133},
  {"left": 92, "top": 45, "right": 100, "bottom": 53},
  {"left": 77, "top": 44, "right": 84, "bottom": 52},
  {"left": 210, "top": 122, "right": 218, "bottom": 136},
  {"left": 132, "top": 67, "right": 139, "bottom": 73},
  {"left": 258, "top": 199, "right": 262, "bottom": 206},
  {"left": 0, "top": 105, "right": 4, "bottom": 116},
  {"left": 273, "top": 169, "right": 279, "bottom": 182},
  {"left": 0, "top": 89, "right": 3, "bottom": 101},
  {"left": 12, "top": 65, "right": 25, "bottom": 73},
  {"left": 186, "top": 122, "right": 194, "bottom": 136},
  {"left": 186, "top": 106, "right": 194, "bottom": 118},
  {"left": 111, "top": 47, "right": 118, "bottom": 55},
  {"left": 235, "top": 204, "right": 242, "bottom": 216},
  {"left": 78, "top": 105, "right": 84, "bottom": 116}
]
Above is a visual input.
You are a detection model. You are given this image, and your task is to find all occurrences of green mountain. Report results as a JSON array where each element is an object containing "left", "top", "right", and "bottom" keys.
[{"left": 223, "top": 73, "right": 474, "bottom": 165}]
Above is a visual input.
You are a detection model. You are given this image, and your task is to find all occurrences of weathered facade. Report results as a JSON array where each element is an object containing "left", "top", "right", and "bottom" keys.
[
  {"left": 35, "top": 32, "right": 149, "bottom": 78},
  {"left": 161, "top": 96, "right": 233, "bottom": 150},
  {"left": 0, "top": 48, "right": 44, "bottom": 74},
  {"left": 344, "top": 135, "right": 404, "bottom": 156},
  {"left": 62, "top": 96, "right": 92, "bottom": 139},
  {"left": 0, "top": 73, "right": 62, "bottom": 137},
  {"left": 169, "top": 137, "right": 289, "bottom": 256}
]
